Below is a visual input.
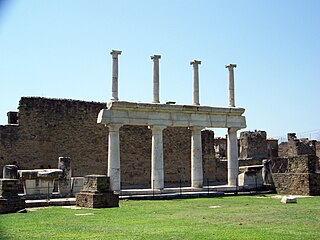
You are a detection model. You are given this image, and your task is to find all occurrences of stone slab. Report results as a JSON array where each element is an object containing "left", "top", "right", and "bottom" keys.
[
  {"left": 76, "top": 192, "right": 119, "bottom": 208},
  {"left": 82, "top": 175, "right": 110, "bottom": 192},
  {"left": 281, "top": 196, "right": 297, "bottom": 203},
  {"left": 97, "top": 101, "right": 246, "bottom": 129},
  {"left": 0, "top": 198, "right": 26, "bottom": 214},
  {"left": 0, "top": 179, "right": 20, "bottom": 198}
]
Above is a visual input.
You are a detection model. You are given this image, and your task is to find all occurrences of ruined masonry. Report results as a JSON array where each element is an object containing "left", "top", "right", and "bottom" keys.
[
  {"left": 0, "top": 166, "right": 25, "bottom": 214},
  {"left": 1, "top": 51, "right": 319, "bottom": 197},
  {"left": 76, "top": 175, "right": 119, "bottom": 208},
  {"left": 97, "top": 51, "right": 246, "bottom": 192}
]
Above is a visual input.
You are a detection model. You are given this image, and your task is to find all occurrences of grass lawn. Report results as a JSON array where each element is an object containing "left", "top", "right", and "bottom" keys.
[{"left": 0, "top": 195, "right": 320, "bottom": 240}]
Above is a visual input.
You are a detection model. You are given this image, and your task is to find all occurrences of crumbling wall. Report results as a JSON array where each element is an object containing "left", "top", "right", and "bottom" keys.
[
  {"left": 267, "top": 139, "right": 278, "bottom": 158},
  {"left": 239, "top": 131, "right": 268, "bottom": 159},
  {"left": 0, "top": 97, "right": 108, "bottom": 177},
  {"left": 280, "top": 133, "right": 316, "bottom": 157},
  {"left": 0, "top": 97, "right": 226, "bottom": 188},
  {"left": 272, "top": 155, "right": 320, "bottom": 195}
]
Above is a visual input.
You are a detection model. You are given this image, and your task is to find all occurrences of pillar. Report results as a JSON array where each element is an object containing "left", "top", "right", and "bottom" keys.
[
  {"left": 151, "top": 55, "right": 161, "bottom": 103},
  {"left": 110, "top": 50, "right": 122, "bottom": 101},
  {"left": 58, "top": 157, "right": 72, "bottom": 196},
  {"left": 149, "top": 125, "right": 166, "bottom": 190},
  {"left": 225, "top": 64, "right": 237, "bottom": 107},
  {"left": 190, "top": 127, "right": 203, "bottom": 188},
  {"left": 227, "top": 128, "right": 239, "bottom": 186},
  {"left": 3, "top": 165, "right": 18, "bottom": 179},
  {"left": 190, "top": 60, "right": 201, "bottom": 105},
  {"left": 107, "top": 124, "right": 122, "bottom": 192}
]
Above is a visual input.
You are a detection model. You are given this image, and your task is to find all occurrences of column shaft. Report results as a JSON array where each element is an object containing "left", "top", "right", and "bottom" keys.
[
  {"left": 191, "top": 127, "right": 203, "bottom": 188},
  {"left": 108, "top": 124, "right": 122, "bottom": 192},
  {"left": 191, "top": 60, "right": 201, "bottom": 105},
  {"left": 110, "top": 50, "right": 122, "bottom": 101},
  {"left": 150, "top": 125, "right": 166, "bottom": 190},
  {"left": 151, "top": 55, "right": 161, "bottom": 103},
  {"left": 226, "top": 64, "right": 237, "bottom": 107},
  {"left": 227, "top": 128, "right": 239, "bottom": 186}
]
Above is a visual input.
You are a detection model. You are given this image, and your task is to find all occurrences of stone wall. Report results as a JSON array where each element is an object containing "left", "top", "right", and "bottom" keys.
[
  {"left": 316, "top": 142, "right": 320, "bottom": 158},
  {"left": 239, "top": 131, "right": 268, "bottom": 159},
  {"left": 0, "top": 97, "right": 229, "bottom": 188},
  {"left": 0, "top": 97, "right": 108, "bottom": 177},
  {"left": 272, "top": 155, "right": 320, "bottom": 195},
  {"left": 267, "top": 139, "right": 278, "bottom": 158},
  {"left": 279, "top": 133, "right": 316, "bottom": 157}
]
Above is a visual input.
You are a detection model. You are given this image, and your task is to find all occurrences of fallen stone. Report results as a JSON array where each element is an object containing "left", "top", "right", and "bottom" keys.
[
  {"left": 18, "top": 209, "right": 27, "bottom": 213},
  {"left": 281, "top": 196, "right": 297, "bottom": 204}
]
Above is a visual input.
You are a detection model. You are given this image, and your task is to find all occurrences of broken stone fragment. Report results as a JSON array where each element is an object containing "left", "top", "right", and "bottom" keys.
[{"left": 281, "top": 196, "right": 297, "bottom": 203}]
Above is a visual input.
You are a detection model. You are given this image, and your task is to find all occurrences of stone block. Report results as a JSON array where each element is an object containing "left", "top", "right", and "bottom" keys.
[
  {"left": 281, "top": 196, "right": 297, "bottom": 204},
  {"left": 76, "top": 192, "right": 119, "bottom": 208},
  {"left": 18, "top": 170, "right": 39, "bottom": 180},
  {"left": 37, "top": 169, "right": 62, "bottom": 179},
  {"left": 58, "top": 157, "right": 72, "bottom": 196},
  {"left": 0, "top": 198, "right": 26, "bottom": 214},
  {"left": 23, "top": 179, "right": 54, "bottom": 196},
  {"left": 0, "top": 179, "right": 20, "bottom": 198},
  {"left": 82, "top": 175, "right": 110, "bottom": 192},
  {"left": 238, "top": 165, "right": 264, "bottom": 189},
  {"left": 3, "top": 165, "right": 18, "bottom": 179},
  {"left": 71, "top": 177, "right": 84, "bottom": 194}
]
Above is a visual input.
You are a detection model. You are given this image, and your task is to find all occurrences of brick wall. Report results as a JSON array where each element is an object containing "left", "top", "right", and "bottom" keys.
[
  {"left": 0, "top": 97, "right": 108, "bottom": 177},
  {"left": 239, "top": 131, "right": 268, "bottom": 159},
  {"left": 272, "top": 155, "right": 320, "bottom": 195},
  {"left": 1, "top": 97, "right": 232, "bottom": 188}
]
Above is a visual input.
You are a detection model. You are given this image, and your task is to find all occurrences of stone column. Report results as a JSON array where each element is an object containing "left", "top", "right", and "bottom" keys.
[
  {"left": 227, "top": 128, "right": 239, "bottom": 186},
  {"left": 225, "top": 64, "right": 237, "bottom": 107},
  {"left": 190, "top": 127, "right": 203, "bottom": 188},
  {"left": 190, "top": 60, "right": 201, "bottom": 105},
  {"left": 149, "top": 125, "right": 166, "bottom": 190},
  {"left": 107, "top": 124, "right": 122, "bottom": 192},
  {"left": 151, "top": 55, "right": 161, "bottom": 103},
  {"left": 3, "top": 165, "right": 18, "bottom": 179},
  {"left": 58, "top": 157, "right": 72, "bottom": 196},
  {"left": 110, "top": 50, "right": 122, "bottom": 101}
]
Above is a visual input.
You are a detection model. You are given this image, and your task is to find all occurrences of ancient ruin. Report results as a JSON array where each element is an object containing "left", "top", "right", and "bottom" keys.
[
  {"left": 98, "top": 51, "right": 246, "bottom": 192},
  {"left": 76, "top": 175, "right": 119, "bottom": 208},
  {"left": 0, "top": 52, "right": 319, "bottom": 201}
]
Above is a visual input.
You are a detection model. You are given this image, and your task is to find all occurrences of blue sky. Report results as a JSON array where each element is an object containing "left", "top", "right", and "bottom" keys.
[{"left": 0, "top": 0, "right": 319, "bottom": 140}]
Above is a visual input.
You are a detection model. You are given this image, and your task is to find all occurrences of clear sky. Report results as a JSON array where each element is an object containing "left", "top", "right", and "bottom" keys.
[{"left": 0, "top": 0, "right": 319, "bottom": 140}]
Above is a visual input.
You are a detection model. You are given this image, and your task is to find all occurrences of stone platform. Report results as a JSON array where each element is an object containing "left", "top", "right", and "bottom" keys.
[
  {"left": 0, "top": 179, "right": 26, "bottom": 214},
  {"left": 76, "top": 175, "right": 119, "bottom": 208}
]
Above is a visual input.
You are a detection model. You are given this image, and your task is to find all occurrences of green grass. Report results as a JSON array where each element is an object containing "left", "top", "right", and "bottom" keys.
[{"left": 1, "top": 195, "right": 320, "bottom": 239}]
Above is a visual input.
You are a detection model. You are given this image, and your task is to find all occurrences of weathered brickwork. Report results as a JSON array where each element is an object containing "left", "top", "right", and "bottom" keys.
[
  {"left": 76, "top": 175, "right": 119, "bottom": 208},
  {"left": 279, "top": 133, "right": 316, "bottom": 158},
  {"left": 0, "top": 97, "right": 108, "bottom": 177},
  {"left": 1, "top": 97, "right": 319, "bottom": 193},
  {"left": 0, "top": 179, "right": 26, "bottom": 214},
  {"left": 239, "top": 131, "right": 268, "bottom": 159},
  {"left": 0, "top": 97, "right": 226, "bottom": 188},
  {"left": 272, "top": 155, "right": 320, "bottom": 195}
]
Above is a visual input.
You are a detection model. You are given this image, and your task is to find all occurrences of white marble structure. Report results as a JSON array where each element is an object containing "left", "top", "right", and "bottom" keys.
[
  {"left": 110, "top": 50, "right": 122, "bottom": 101},
  {"left": 151, "top": 55, "right": 161, "bottom": 103},
  {"left": 226, "top": 64, "right": 237, "bottom": 107},
  {"left": 190, "top": 60, "right": 201, "bottom": 105},
  {"left": 98, "top": 51, "right": 246, "bottom": 192}
]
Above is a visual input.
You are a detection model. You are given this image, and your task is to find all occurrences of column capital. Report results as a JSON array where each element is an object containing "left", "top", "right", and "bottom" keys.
[
  {"left": 148, "top": 125, "right": 166, "bottom": 132},
  {"left": 110, "top": 50, "right": 122, "bottom": 57},
  {"left": 228, "top": 127, "right": 240, "bottom": 134},
  {"left": 189, "top": 126, "right": 203, "bottom": 132},
  {"left": 108, "top": 124, "right": 123, "bottom": 131},
  {"left": 225, "top": 63, "right": 237, "bottom": 69},
  {"left": 190, "top": 60, "right": 201, "bottom": 65},
  {"left": 151, "top": 55, "right": 161, "bottom": 60}
]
